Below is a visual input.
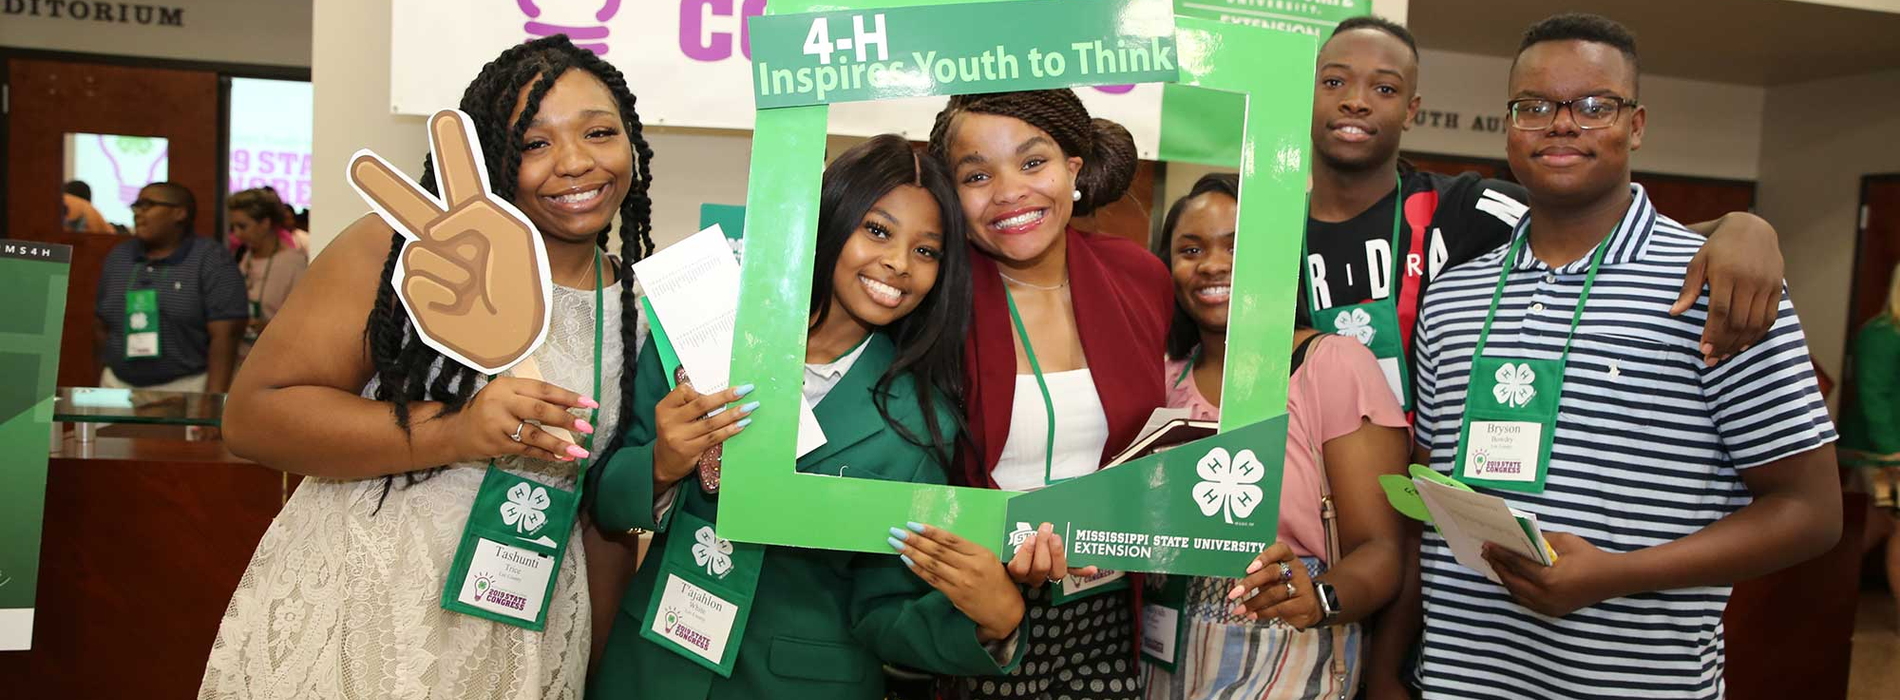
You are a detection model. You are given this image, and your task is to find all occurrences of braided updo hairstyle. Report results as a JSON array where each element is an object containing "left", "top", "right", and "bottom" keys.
[
  {"left": 363, "top": 34, "right": 656, "bottom": 504},
  {"left": 925, "top": 88, "right": 1138, "bottom": 217}
]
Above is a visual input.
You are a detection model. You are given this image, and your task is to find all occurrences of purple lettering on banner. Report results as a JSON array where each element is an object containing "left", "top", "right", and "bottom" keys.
[
  {"left": 677, "top": 0, "right": 765, "bottom": 62},
  {"left": 521, "top": 0, "right": 617, "bottom": 55},
  {"left": 527, "top": 21, "right": 608, "bottom": 39},
  {"left": 679, "top": 0, "right": 732, "bottom": 61},
  {"left": 738, "top": 0, "right": 763, "bottom": 58}
]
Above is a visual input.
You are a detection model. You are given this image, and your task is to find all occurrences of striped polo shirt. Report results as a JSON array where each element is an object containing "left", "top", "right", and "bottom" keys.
[
  {"left": 95, "top": 235, "right": 249, "bottom": 386},
  {"left": 1411, "top": 184, "right": 1836, "bottom": 699}
]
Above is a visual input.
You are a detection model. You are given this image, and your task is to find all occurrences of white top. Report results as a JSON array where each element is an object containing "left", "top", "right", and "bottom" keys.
[
  {"left": 992, "top": 369, "right": 1110, "bottom": 491},
  {"left": 803, "top": 336, "right": 873, "bottom": 407}
]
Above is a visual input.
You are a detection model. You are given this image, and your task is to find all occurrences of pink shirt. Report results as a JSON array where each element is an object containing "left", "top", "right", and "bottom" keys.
[{"left": 1164, "top": 337, "right": 1407, "bottom": 561}]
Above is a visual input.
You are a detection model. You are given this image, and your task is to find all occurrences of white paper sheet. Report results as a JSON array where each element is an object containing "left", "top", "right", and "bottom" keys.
[
  {"left": 1132, "top": 406, "right": 1193, "bottom": 444},
  {"left": 634, "top": 225, "right": 825, "bottom": 457},
  {"left": 1414, "top": 477, "right": 1552, "bottom": 583}
]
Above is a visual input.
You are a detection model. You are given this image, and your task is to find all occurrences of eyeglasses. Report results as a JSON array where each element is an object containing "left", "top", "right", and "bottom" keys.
[
  {"left": 1507, "top": 96, "right": 1637, "bottom": 131},
  {"left": 129, "top": 199, "right": 183, "bottom": 212}
]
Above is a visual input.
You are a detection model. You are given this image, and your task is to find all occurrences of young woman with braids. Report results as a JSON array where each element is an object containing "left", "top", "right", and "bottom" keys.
[
  {"left": 926, "top": 89, "right": 1171, "bottom": 700},
  {"left": 589, "top": 135, "right": 1027, "bottom": 699},
  {"left": 199, "top": 36, "right": 656, "bottom": 698}
]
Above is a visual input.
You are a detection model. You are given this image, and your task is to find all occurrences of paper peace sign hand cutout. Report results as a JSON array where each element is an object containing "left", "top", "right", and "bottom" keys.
[{"left": 348, "top": 110, "right": 552, "bottom": 374}]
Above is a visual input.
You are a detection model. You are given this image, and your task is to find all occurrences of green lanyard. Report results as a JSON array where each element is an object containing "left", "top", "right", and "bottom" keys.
[
  {"left": 1003, "top": 288, "right": 1062, "bottom": 486},
  {"left": 1173, "top": 346, "right": 1199, "bottom": 387},
  {"left": 247, "top": 252, "right": 278, "bottom": 321},
  {"left": 485, "top": 248, "right": 606, "bottom": 480},
  {"left": 1471, "top": 226, "right": 1615, "bottom": 363},
  {"left": 1302, "top": 174, "right": 1403, "bottom": 311}
]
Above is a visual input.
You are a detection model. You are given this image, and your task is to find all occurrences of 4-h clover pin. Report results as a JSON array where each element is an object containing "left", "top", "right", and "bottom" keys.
[
  {"left": 692, "top": 526, "right": 735, "bottom": 578},
  {"left": 130, "top": 312, "right": 149, "bottom": 331},
  {"left": 1332, "top": 308, "right": 1376, "bottom": 344},
  {"left": 498, "top": 481, "right": 551, "bottom": 534},
  {"left": 1192, "top": 447, "right": 1266, "bottom": 524},
  {"left": 1492, "top": 362, "right": 1537, "bottom": 407}
]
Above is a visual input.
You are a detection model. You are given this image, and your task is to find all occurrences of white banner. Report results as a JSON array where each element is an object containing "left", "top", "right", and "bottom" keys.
[{"left": 389, "top": 0, "right": 1164, "bottom": 155}]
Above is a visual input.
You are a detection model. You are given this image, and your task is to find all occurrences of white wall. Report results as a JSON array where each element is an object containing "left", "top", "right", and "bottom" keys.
[
  {"left": 1408, "top": 48, "right": 1764, "bottom": 181},
  {"left": 309, "top": 0, "right": 774, "bottom": 256},
  {"left": 0, "top": 0, "right": 311, "bottom": 67},
  {"left": 1162, "top": 47, "right": 1769, "bottom": 235},
  {"left": 1756, "top": 67, "right": 1900, "bottom": 396}
]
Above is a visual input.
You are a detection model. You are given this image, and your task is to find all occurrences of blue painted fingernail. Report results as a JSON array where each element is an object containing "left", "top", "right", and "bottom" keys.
[
  {"left": 740, "top": 401, "right": 761, "bottom": 414},
  {"left": 734, "top": 384, "right": 756, "bottom": 397},
  {"left": 889, "top": 527, "right": 910, "bottom": 541},
  {"left": 901, "top": 554, "right": 915, "bottom": 567},
  {"left": 906, "top": 521, "right": 926, "bottom": 534},
  {"left": 736, "top": 418, "right": 752, "bottom": 429},
  {"left": 888, "top": 536, "right": 907, "bottom": 550}
]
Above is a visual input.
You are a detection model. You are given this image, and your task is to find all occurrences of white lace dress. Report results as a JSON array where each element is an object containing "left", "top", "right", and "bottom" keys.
[{"left": 199, "top": 285, "right": 629, "bottom": 700}]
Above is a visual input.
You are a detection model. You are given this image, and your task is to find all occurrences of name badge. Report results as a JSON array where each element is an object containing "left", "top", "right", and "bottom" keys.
[
  {"left": 640, "top": 509, "right": 764, "bottom": 677},
  {"left": 1051, "top": 568, "right": 1128, "bottom": 605},
  {"left": 440, "top": 466, "right": 578, "bottom": 630},
  {"left": 1316, "top": 300, "right": 1411, "bottom": 411},
  {"left": 1461, "top": 421, "right": 1543, "bottom": 483},
  {"left": 454, "top": 538, "right": 556, "bottom": 622},
  {"left": 1137, "top": 574, "right": 1189, "bottom": 673},
  {"left": 124, "top": 288, "right": 161, "bottom": 359},
  {"left": 1453, "top": 356, "right": 1563, "bottom": 493}
]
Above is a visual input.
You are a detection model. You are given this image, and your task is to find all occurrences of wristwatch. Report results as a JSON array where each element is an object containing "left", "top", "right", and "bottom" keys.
[{"left": 1314, "top": 581, "right": 1342, "bottom": 626}]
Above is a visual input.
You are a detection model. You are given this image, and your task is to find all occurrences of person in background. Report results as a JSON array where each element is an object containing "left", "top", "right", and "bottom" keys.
[
  {"left": 1144, "top": 173, "right": 1410, "bottom": 699},
  {"left": 94, "top": 181, "right": 247, "bottom": 393},
  {"left": 1402, "top": 15, "right": 1839, "bottom": 699},
  {"left": 261, "top": 185, "right": 313, "bottom": 251},
  {"left": 1843, "top": 263, "right": 1900, "bottom": 627},
  {"left": 226, "top": 187, "right": 311, "bottom": 256},
  {"left": 63, "top": 179, "right": 113, "bottom": 233},
  {"left": 227, "top": 187, "right": 310, "bottom": 362}
]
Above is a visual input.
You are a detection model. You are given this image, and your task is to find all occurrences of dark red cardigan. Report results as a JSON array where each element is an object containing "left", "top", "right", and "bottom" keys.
[{"left": 956, "top": 227, "right": 1174, "bottom": 489}]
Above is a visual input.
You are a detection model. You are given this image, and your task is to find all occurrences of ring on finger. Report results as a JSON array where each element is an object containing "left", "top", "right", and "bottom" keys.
[
  {"left": 1277, "top": 561, "right": 1293, "bottom": 582},
  {"left": 1283, "top": 581, "right": 1297, "bottom": 599},
  {"left": 509, "top": 419, "right": 529, "bottom": 443}
]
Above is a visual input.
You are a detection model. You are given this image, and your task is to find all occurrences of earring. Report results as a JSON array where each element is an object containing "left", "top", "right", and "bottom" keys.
[{"left": 1071, "top": 188, "right": 1082, "bottom": 202}]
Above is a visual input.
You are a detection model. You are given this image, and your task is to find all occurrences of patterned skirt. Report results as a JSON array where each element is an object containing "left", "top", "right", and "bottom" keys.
[
  {"left": 959, "top": 585, "right": 1143, "bottom": 700},
  {"left": 1140, "top": 557, "right": 1362, "bottom": 700}
]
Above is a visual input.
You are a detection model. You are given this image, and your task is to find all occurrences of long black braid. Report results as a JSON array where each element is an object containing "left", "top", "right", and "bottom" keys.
[{"left": 365, "top": 35, "right": 656, "bottom": 508}]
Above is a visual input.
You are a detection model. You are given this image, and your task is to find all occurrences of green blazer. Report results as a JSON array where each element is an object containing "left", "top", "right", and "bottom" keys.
[{"left": 588, "top": 332, "right": 1022, "bottom": 700}]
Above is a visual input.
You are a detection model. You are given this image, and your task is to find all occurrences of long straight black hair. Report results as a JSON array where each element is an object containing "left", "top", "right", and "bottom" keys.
[
  {"left": 363, "top": 35, "right": 655, "bottom": 504},
  {"left": 811, "top": 134, "right": 972, "bottom": 469}
]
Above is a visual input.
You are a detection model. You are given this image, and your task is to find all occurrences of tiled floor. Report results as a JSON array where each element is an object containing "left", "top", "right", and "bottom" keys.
[{"left": 1849, "top": 590, "right": 1899, "bottom": 700}]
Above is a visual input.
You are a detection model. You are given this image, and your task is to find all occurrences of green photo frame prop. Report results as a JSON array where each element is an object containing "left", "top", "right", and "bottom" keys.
[{"left": 717, "top": 0, "right": 1314, "bottom": 577}]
